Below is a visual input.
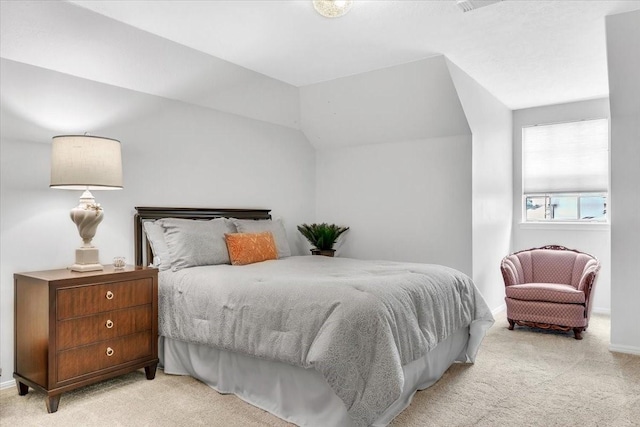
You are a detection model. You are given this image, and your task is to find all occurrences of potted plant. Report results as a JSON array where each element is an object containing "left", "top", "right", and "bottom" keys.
[{"left": 297, "top": 223, "right": 349, "bottom": 257}]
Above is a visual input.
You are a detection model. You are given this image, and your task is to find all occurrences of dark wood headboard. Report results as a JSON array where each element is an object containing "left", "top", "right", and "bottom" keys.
[{"left": 134, "top": 207, "right": 272, "bottom": 267}]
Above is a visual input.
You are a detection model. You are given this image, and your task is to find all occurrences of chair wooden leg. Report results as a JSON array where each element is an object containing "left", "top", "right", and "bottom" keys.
[
  {"left": 508, "top": 319, "right": 515, "bottom": 330},
  {"left": 573, "top": 328, "right": 584, "bottom": 340}
]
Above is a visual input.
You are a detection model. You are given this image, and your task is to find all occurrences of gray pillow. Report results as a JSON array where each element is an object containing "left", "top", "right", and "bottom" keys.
[
  {"left": 142, "top": 220, "right": 172, "bottom": 271},
  {"left": 232, "top": 218, "right": 291, "bottom": 258},
  {"left": 162, "top": 217, "right": 236, "bottom": 271}
]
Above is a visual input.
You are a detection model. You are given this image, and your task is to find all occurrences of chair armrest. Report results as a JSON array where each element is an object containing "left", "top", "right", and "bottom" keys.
[
  {"left": 578, "top": 261, "right": 600, "bottom": 297},
  {"left": 501, "top": 257, "right": 521, "bottom": 287}
]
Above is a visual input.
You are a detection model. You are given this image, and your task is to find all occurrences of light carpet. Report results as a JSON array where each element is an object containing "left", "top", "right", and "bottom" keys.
[{"left": 1, "top": 312, "right": 638, "bottom": 426}]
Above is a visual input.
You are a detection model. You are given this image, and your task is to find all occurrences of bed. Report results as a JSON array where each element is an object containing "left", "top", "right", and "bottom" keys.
[{"left": 134, "top": 207, "right": 494, "bottom": 426}]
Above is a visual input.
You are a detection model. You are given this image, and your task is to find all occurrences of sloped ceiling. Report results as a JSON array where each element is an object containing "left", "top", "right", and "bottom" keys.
[
  {"left": 1, "top": 1, "right": 473, "bottom": 149},
  {"left": 3, "top": 1, "right": 638, "bottom": 148},
  {"left": 0, "top": 0, "right": 300, "bottom": 130},
  {"left": 67, "top": 0, "right": 640, "bottom": 110},
  {"left": 300, "top": 56, "right": 470, "bottom": 148}
]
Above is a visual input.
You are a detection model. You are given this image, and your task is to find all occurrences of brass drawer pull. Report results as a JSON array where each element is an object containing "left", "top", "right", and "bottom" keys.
[
  {"left": 105, "top": 319, "right": 114, "bottom": 329},
  {"left": 106, "top": 347, "right": 114, "bottom": 357},
  {"left": 105, "top": 290, "right": 114, "bottom": 300}
]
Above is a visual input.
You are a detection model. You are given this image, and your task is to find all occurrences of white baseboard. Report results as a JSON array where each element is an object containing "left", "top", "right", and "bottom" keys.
[
  {"left": 609, "top": 343, "right": 640, "bottom": 356},
  {"left": 592, "top": 307, "right": 611, "bottom": 315},
  {"left": 0, "top": 378, "right": 15, "bottom": 391},
  {"left": 491, "top": 304, "right": 506, "bottom": 316}
]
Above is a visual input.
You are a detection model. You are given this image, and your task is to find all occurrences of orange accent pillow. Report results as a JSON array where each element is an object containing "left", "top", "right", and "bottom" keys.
[{"left": 225, "top": 232, "right": 278, "bottom": 266}]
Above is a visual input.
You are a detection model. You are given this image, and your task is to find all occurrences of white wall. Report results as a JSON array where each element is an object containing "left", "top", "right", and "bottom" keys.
[
  {"left": 306, "top": 56, "right": 473, "bottom": 275},
  {"left": 606, "top": 10, "right": 640, "bottom": 354},
  {"left": 315, "top": 135, "right": 472, "bottom": 274},
  {"left": 447, "top": 60, "right": 513, "bottom": 311},
  {"left": 512, "top": 98, "right": 611, "bottom": 314},
  {"left": 0, "top": 59, "right": 316, "bottom": 385}
]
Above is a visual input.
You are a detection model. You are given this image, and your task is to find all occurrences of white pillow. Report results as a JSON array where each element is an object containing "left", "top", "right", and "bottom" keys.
[
  {"left": 232, "top": 218, "right": 291, "bottom": 258},
  {"left": 162, "top": 217, "right": 236, "bottom": 271},
  {"left": 142, "top": 220, "right": 171, "bottom": 271}
]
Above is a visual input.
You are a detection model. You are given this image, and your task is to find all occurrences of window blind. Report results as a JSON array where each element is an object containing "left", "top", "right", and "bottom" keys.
[{"left": 522, "top": 118, "right": 608, "bottom": 193}]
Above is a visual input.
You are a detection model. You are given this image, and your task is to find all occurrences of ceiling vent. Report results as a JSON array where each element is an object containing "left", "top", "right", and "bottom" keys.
[{"left": 456, "top": 0, "right": 503, "bottom": 13}]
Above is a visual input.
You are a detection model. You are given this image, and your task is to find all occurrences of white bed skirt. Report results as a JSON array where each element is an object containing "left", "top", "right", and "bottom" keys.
[{"left": 160, "top": 325, "right": 477, "bottom": 426}]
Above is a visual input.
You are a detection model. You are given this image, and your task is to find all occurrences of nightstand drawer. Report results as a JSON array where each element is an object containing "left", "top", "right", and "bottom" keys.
[
  {"left": 56, "top": 331, "right": 153, "bottom": 382},
  {"left": 57, "top": 278, "right": 153, "bottom": 320},
  {"left": 57, "top": 305, "right": 152, "bottom": 350}
]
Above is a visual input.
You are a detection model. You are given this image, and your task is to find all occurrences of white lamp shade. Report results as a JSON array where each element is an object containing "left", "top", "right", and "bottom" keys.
[{"left": 50, "top": 135, "right": 123, "bottom": 190}]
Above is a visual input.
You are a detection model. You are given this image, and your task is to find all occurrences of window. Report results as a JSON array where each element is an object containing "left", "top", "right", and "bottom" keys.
[
  {"left": 522, "top": 118, "right": 608, "bottom": 222},
  {"left": 525, "top": 193, "right": 607, "bottom": 221}
]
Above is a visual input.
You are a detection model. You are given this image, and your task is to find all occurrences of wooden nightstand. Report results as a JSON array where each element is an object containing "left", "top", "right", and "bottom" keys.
[{"left": 14, "top": 265, "right": 158, "bottom": 413}]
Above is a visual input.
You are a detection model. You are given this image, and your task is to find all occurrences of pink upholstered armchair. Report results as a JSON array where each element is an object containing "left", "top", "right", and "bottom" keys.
[{"left": 501, "top": 245, "right": 600, "bottom": 340}]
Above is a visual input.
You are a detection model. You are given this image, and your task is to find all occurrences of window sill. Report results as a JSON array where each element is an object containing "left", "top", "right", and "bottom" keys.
[{"left": 519, "top": 222, "right": 610, "bottom": 231}]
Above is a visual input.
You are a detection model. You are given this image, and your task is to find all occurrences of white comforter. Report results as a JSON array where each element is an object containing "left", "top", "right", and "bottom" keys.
[{"left": 158, "top": 256, "right": 494, "bottom": 426}]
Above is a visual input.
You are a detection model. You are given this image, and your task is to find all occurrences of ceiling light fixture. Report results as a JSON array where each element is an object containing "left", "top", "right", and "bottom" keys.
[{"left": 313, "top": 0, "right": 353, "bottom": 18}]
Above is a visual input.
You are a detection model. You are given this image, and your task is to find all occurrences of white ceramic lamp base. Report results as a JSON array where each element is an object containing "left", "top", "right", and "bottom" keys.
[
  {"left": 70, "top": 247, "right": 103, "bottom": 272},
  {"left": 68, "top": 190, "right": 104, "bottom": 272}
]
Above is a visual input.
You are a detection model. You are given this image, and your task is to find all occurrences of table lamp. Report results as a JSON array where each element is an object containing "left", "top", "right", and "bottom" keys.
[{"left": 50, "top": 135, "right": 123, "bottom": 272}]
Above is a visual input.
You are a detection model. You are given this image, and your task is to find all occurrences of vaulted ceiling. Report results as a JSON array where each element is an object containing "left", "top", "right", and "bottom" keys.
[{"left": 67, "top": 0, "right": 640, "bottom": 109}]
